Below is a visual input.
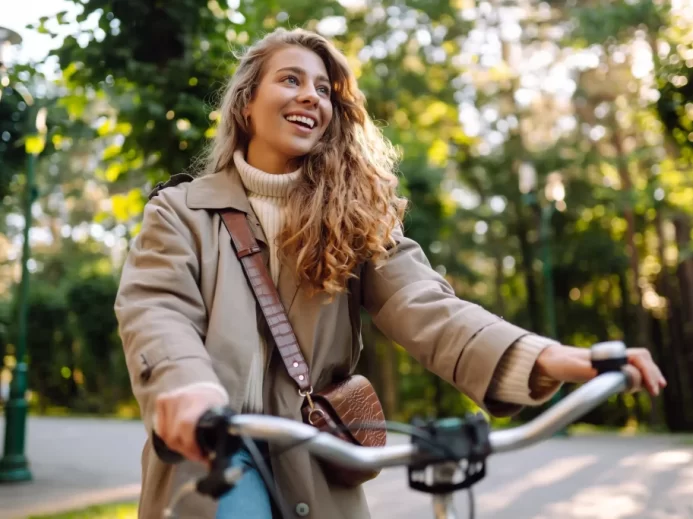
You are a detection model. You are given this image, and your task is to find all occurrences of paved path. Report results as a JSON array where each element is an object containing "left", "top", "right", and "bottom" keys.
[{"left": 1, "top": 417, "right": 692, "bottom": 518}]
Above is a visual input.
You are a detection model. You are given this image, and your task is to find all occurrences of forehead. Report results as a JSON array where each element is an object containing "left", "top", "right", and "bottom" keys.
[{"left": 264, "top": 46, "right": 329, "bottom": 79}]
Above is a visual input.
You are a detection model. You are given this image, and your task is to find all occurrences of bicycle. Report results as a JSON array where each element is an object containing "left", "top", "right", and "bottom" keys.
[{"left": 154, "top": 340, "right": 638, "bottom": 519}]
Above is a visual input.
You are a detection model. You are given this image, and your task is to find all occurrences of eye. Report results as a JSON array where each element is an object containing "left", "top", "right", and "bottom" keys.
[
  {"left": 283, "top": 75, "right": 299, "bottom": 85},
  {"left": 317, "top": 85, "right": 330, "bottom": 96}
]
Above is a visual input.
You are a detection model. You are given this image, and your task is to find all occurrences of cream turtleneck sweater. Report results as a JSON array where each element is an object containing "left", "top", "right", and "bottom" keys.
[
  {"left": 233, "top": 150, "right": 301, "bottom": 413},
  {"left": 191, "top": 150, "right": 560, "bottom": 414}
]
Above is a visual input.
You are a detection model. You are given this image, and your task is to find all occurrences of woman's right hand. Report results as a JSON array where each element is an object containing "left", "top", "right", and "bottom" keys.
[{"left": 154, "top": 385, "right": 228, "bottom": 463}]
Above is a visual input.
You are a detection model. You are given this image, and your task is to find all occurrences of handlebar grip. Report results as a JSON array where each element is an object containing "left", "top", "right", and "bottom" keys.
[
  {"left": 150, "top": 406, "right": 238, "bottom": 464},
  {"left": 195, "top": 406, "right": 238, "bottom": 456},
  {"left": 152, "top": 430, "right": 185, "bottom": 464},
  {"left": 591, "top": 341, "right": 627, "bottom": 374}
]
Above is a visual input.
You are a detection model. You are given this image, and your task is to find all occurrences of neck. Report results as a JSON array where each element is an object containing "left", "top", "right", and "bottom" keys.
[{"left": 246, "top": 140, "right": 301, "bottom": 174}]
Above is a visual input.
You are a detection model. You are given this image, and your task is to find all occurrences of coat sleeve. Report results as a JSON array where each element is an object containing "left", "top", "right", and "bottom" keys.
[
  {"left": 115, "top": 190, "right": 223, "bottom": 432},
  {"left": 362, "top": 227, "right": 545, "bottom": 416}
]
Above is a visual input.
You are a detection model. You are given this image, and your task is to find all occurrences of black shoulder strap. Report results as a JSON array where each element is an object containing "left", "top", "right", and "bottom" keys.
[{"left": 148, "top": 173, "right": 195, "bottom": 200}]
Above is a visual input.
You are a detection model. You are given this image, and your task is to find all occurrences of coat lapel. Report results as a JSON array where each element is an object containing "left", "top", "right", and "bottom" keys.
[
  {"left": 277, "top": 257, "right": 300, "bottom": 316},
  {"left": 187, "top": 168, "right": 270, "bottom": 264}
]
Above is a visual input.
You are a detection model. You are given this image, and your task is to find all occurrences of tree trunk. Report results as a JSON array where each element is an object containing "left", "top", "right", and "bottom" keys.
[
  {"left": 517, "top": 216, "right": 542, "bottom": 333},
  {"left": 359, "top": 315, "right": 399, "bottom": 419},
  {"left": 653, "top": 211, "right": 693, "bottom": 430},
  {"left": 377, "top": 334, "right": 399, "bottom": 419},
  {"left": 494, "top": 245, "right": 506, "bottom": 318},
  {"left": 610, "top": 125, "right": 649, "bottom": 348},
  {"left": 357, "top": 318, "right": 380, "bottom": 390},
  {"left": 673, "top": 216, "right": 693, "bottom": 426}
]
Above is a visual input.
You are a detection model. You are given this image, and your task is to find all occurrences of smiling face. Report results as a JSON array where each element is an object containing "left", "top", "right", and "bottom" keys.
[{"left": 243, "top": 45, "right": 334, "bottom": 173}]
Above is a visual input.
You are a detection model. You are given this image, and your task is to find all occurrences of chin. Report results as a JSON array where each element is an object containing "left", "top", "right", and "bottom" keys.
[{"left": 279, "top": 142, "right": 315, "bottom": 159}]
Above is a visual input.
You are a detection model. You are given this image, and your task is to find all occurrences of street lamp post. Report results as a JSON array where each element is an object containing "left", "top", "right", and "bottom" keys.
[{"left": 0, "top": 25, "right": 35, "bottom": 483}]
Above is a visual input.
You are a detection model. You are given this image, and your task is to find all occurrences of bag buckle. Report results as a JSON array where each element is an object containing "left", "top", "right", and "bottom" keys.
[
  {"left": 299, "top": 387, "right": 325, "bottom": 425},
  {"left": 298, "top": 386, "right": 315, "bottom": 409},
  {"left": 307, "top": 408, "right": 326, "bottom": 425}
]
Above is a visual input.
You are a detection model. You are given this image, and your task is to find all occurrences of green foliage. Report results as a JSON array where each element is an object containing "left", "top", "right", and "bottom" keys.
[
  {"left": 571, "top": 0, "right": 667, "bottom": 46},
  {"left": 2, "top": 0, "right": 692, "bottom": 430},
  {"left": 28, "top": 502, "right": 138, "bottom": 519},
  {"left": 3, "top": 246, "right": 125, "bottom": 413},
  {"left": 21, "top": 284, "right": 78, "bottom": 411},
  {"left": 655, "top": 32, "right": 693, "bottom": 154},
  {"left": 66, "top": 273, "right": 127, "bottom": 412},
  {"left": 0, "top": 85, "right": 31, "bottom": 200}
]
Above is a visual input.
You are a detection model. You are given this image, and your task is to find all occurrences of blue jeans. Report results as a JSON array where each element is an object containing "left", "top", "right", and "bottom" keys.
[{"left": 215, "top": 442, "right": 273, "bottom": 519}]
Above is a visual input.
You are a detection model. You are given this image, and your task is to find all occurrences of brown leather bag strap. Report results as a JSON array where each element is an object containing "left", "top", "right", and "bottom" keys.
[{"left": 219, "top": 209, "right": 312, "bottom": 392}]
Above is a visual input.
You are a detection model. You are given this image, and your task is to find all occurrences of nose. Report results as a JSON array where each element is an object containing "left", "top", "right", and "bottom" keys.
[{"left": 296, "top": 84, "right": 319, "bottom": 107}]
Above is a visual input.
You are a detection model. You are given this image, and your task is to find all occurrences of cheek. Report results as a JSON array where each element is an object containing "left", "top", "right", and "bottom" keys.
[
  {"left": 250, "top": 88, "right": 284, "bottom": 126},
  {"left": 321, "top": 105, "right": 334, "bottom": 135}
]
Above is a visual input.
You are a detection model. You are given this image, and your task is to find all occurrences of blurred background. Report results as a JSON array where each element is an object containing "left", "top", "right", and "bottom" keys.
[{"left": 0, "top": 1, "right": 692, "bottom": 518}]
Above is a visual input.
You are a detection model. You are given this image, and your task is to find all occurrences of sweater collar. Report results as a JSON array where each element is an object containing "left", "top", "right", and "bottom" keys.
[{"left": 233, "top": 149, "right": 301, "bottom": 198}]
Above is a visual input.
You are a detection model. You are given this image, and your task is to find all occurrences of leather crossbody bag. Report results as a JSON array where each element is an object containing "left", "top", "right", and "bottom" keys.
[{"left": 219, "top": 209, "right": 387, "bottom": 487}]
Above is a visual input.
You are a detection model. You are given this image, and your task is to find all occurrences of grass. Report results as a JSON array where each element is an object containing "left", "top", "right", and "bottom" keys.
[{"left": 27, "top": 502, "right": 138, "bottom": 519}]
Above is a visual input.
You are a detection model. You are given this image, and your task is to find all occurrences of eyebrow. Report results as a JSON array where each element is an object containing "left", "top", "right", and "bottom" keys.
[{"left": 276, "top": 66, "right": 330, "bottom": 85}]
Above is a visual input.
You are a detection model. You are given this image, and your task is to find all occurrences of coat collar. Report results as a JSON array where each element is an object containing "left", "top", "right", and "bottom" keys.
[
  {"left": 187, "top": 167, "right": 301, "bottom": 313},
  {"left": 186, "top": 167, "right": 268, "bottom": 247},
  {"left": 187, "top": 167, "right": 252, "bottom": 213}
]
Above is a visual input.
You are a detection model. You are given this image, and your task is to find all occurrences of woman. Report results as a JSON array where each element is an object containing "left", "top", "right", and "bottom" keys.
[{"left": 115, "top": 28, "right": 666, "bottom": 519}]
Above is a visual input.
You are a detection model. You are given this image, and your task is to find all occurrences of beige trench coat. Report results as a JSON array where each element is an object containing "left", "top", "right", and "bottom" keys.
[{"left": 115, "top": 167, "right": 537, "bottom": 519}]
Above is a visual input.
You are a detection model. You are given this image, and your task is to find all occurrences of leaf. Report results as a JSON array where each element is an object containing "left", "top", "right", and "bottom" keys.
[
  {"left": 109, "top": 191, "right": 144, "bottom": 222},
  {"left": 126, "top": 188, "right": 145, "bottom": 217},
  {"left": 102, "top": 144, "right": 122, "bottom": 161},
  {"left": 25, "top": 135, "right": 45, "bottom": 155},
  {"left": 111, "top": 194, "right": 129, "bottom": 222},
  {"left": 115, "top": 122, "right": 133, "bottom": 136},
  {"left": 51, "top": 134, "right": 64, "bottom": 149},
  {"left": 97, "top": 119, "right": 114, "bottom": 136},
  {"left": 427, "top": 138, "right": 449, "bottom": 167},
  {"left": 104, "top": 163, "right": 122, "bottom": 182}
]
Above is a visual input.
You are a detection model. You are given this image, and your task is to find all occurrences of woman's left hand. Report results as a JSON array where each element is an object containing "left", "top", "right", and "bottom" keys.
[{"left": 534, "top": 344, "right": 667, "bottom": 396}]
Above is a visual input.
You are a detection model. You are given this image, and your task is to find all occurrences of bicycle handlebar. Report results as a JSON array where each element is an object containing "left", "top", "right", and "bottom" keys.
[
  {"left": 153, "top": 341, "right": 635, "bottom": 468},
  {"left": 165, "top": 369, "right": 631, "bottom": 471},
  {"left": 153, "top": 341, "right": 636, "bottom": 517}
]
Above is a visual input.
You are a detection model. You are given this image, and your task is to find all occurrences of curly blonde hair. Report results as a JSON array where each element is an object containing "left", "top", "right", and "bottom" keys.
[{"left": 204, "top": 28, "right": 408, "bottom": 295}]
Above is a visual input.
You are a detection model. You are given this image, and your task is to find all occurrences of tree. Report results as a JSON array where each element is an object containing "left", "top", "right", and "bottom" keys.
[{"left": 8, "top": 0, "right": 692, "bottom": 429}]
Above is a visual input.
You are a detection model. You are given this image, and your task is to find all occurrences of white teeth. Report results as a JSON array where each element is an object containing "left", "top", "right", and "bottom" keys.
[{"left": 285, "top": 115, "right": 316, "bottom": 128}]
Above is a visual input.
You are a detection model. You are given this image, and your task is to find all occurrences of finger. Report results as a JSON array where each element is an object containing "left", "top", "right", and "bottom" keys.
[
  {"left": 653, "top": 363, "right": 667, "bottom": 387},
  {"left": 540, "top": 345, "right": 594, "bottom": 383},
  {"left": 644, "top": 360, "right": 663, "bottom": 395},
  {"left": 168, "top": 433, "right": 191, "bottom": 460},
  {"left": 630, "top": 355, "right": 659, "bottom": 396},
  {"left": 632, "top": 349, "right": 667, "bottom": 389},
  {"left": 621, "top": 365, "right": 642, "bottom": 393},
  {"left": 155, "top": 397, "right": 169, "bottom": 440},
  {"left": 180, "top": 417, "right": 205, "bottom": 462},
  {"left": 180, "top": 435, "right": 205, "bottom": 463}
]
